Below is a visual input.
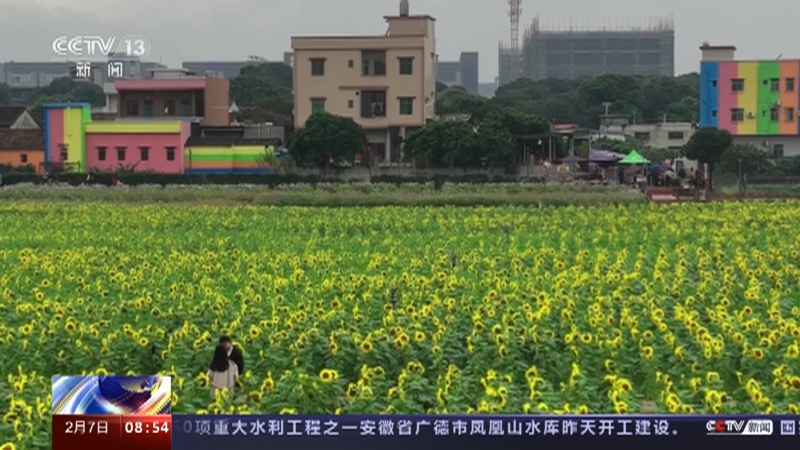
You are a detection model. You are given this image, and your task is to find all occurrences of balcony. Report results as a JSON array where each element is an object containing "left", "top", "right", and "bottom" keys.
[
  {"left": 360, "top": 90, "right": 386, "bottom": 118},
  {"left": 362, "top": 50, "right": 387, "bottom": 76}
]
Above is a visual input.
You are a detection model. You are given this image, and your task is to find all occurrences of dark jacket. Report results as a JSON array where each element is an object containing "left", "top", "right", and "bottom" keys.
[{"left": 229, "top": 346, "right": 244, "bottom": 374}]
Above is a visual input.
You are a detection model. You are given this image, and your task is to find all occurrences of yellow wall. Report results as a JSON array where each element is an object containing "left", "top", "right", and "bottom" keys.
[
  {"left": 737, "top": 62, "right": 759, "bottom": 135},
  {"left": 85, "top": 122, "right": 182, "bottom": 134}
]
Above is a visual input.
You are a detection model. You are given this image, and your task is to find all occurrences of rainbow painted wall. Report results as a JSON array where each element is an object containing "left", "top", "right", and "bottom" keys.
[
  {"left": 700, "top": 60, "right": 800, "bottom": 135},
  {"left": 43, "top": 103, "right": 92, "bottom": 170},
  {"left": 184, "top": 145, "right": 276, "bottom": 175}
]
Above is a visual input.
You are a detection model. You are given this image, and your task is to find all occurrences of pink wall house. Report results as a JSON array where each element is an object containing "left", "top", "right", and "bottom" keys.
[{"left": 84, "top": 122, "right": 190, "bottom": 173}]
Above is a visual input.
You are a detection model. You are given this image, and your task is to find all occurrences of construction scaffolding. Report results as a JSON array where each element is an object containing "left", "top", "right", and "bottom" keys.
[
  {"left": 498, "top": 42, "right": 518, "bottom": 87},
  {"left": 522, "top": 15, "right": 675, "bottom": 81},
  {"left": 525, "top": 15, "right": 674, "bottom": 34}
]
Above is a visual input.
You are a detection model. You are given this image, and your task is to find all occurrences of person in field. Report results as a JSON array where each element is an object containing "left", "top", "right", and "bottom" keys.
[
  {"left": 207, "top": 343, "right": 238, "bottom": 394},
  {"left": 219, "top": 335, "right": 244, "bottom": 375}
]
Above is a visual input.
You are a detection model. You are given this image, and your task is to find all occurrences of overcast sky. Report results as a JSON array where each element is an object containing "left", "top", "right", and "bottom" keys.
[{"left": 1, "top": 0, "right": 798, "bottom": 83}]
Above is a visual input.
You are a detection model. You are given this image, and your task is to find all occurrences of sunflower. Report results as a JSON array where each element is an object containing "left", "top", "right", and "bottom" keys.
[
  {"left": 360, "top": 341, "right": 373, "bottom": 353},
  {"left": 319, "top": 369, "right": 338, "bottom": 382}
]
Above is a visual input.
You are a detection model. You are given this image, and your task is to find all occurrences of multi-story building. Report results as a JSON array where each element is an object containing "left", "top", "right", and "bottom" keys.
[
  {"left": 115, "top": 68, "right": 231, "bottom": 126},
  {"left": 291, "top": 1, "right": 437, "bottom": 163},
  {"left": 599, "top": 115, "right": 694, "bottom": 150},
  {"left": 283, "top": 52, "right": 295, "bottom": 68},
  {"left": 181, "top": 61, "right": 248, "bottom": 79},
  {"left": 437, "top": 52, "right": 479, "bottom": 95},
  {"left": 520, "top": 16, "right": 674, "bottom": 81},
  {"left": 699, "top": 43, "right": 800, "bottom": 157}
]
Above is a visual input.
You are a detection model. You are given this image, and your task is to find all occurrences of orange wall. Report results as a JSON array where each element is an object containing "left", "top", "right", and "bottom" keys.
[{"left": 0, "top": 150, "right": 44, "bottom": 173}]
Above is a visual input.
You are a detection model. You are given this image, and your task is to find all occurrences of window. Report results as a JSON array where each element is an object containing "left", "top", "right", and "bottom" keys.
[
  {"left": 348, "top": 60, "right": 354, "bottom": 68},
  {"left": 787, "top": 78, "right": 795, "bottom": 92},
  {"left": 770, "top": 108, "right": 779, "bottom": 121},
  {"left": 711, "top": 109, "right": 718, "bottom": 117},
  {"left": 20, "top": 154, "right": 27, "bottom": 163},
  {"left": 311, "top": 98, "right": 326, "bottom": 114},
  {"left": 166, "top": 147, "right": 175, "bottom": 161},
  {"left": 373, "top": 60, "right": 386, "bottom": 75},
  {"left": 667, "top": 131, "right": 684, "bottom": 140},
  {"left": 731, "top": 108, "right": 744, "bottom": 122},
  {"left": 711, "top": 80, "right": 718, "bottom": 87},
  {"left": 140, "top": 147, "right": 149, "bottom": 161},
  {"left": 116, "top": 147, "right": 126, "bottom": 161},
  {"left": 362, "top": 51, "right": 387, "bottom": 76},
  {"left": 97, "top": 147, "right": 107, "bottom": 161},
  {"left": 399, "top": 97, "right": 413, "bottom": 115},
  {"left": 633, "top": 132, "right": 650, "bottom": 141},
  {"left": 731, "top": 78, "right": 744, "bottom": 92},
  {"left": 361, "top": 91, "right": 386, "bottom": 117},
  {"left": 164, "top": 100, "right": 176, "bottom": 116},
  {"left": 772, "top": 144, "right": 784, "bottom": 158},
  {"left": 60, "top": 146, "right": 68, "bottom": 161},
  {"left": 770, "top": 78, "right": 780, "bottom": 92},
  {"left": 348, "top": 100, "right": 354, "bottom": 109},
  {"left": 126, "top": 100, "right": 139, "bottom": 116},
  {"left": 399, "top": 57, "right": 413, "bottom": 75},
  {"left": 310, "top": 58, "right": 325, "bottom": 76},
  {"left": 180, "top": 99, "right": 191, "bottom": 116},
  {"left": 786, "top": 108, "right": 795, "bottom": 122},
  {"left": 143, "top": 99, "right": 154, "bottom": 117}
]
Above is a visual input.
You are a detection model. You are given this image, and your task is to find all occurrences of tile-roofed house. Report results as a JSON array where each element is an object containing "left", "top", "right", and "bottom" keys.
[
  {"left": 0, "top": 106, "right": 39, "bottom": 130},
  {"left": 0, "top": 129, "right": 44, "bottom": 172}
]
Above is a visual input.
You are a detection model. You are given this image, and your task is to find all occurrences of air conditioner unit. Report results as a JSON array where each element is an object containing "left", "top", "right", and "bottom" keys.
[{"left": 747, "top": 112, "right": 756, "bottom": 119}]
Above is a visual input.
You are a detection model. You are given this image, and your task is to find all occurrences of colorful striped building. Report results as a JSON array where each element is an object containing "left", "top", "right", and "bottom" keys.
[
  {"left": 184, "top": 137, "right": 278, "bottom": 175},
  {"left": 43, "top": 103, "right": 278, "bottom": 174},
  {"left": 699, "top": 44, "right": 800, "bottom": 157}
]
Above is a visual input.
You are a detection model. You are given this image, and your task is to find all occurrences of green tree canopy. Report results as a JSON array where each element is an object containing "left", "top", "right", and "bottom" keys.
[
  {"left": 718, "top": 143, "right": 769, "bottom": 176},
  {"left": 231, "top": 61, "right": 293, "bottom": 119},
  {"left": 435, "top": 73, "right": 699, "bottom": 128},
  {"left": 26, "top": 78, "right": 104, "bottom": 118},
  {"left": 404, "top": 120, "right": 479, "bottom": 167},
  {"left": 288, "top": 113, "right": 366, "bottom": 173},
  {"left": 683, "top": 127, "right": 733, "bottom": 168}
]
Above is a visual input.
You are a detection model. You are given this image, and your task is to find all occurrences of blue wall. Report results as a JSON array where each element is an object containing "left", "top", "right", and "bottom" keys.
[{"left": 699, "top": 62, "right": 719, "bottom": 128}]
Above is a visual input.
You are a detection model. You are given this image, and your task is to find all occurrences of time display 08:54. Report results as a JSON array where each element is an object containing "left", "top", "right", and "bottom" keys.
[{"left": 124, "top": 420, "right": 170, "bottom": 434}]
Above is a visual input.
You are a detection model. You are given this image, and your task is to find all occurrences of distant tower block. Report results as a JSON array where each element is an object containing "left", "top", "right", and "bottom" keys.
[
  {"left": 400, "top": 0, "right": 409, "bottom": 16},
  {"left": 509, "top": 0, "right": 521, "bottom": 81}
]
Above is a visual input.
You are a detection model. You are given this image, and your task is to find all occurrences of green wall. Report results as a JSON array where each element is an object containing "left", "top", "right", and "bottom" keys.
[{"left": 757, "top": 62, "right": 780, "bottom": 135}]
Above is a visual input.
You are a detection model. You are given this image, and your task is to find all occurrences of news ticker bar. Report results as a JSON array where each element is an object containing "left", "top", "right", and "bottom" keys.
[
  {"left": 52, "top": 415, "right": 171, "bottom": 450},
  {"left": 52, "top": 414, "right": 800, "bottom": 450}
]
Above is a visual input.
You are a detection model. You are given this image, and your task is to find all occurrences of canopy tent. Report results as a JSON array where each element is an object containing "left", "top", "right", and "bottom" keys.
[
  {"left": 618, "top": 150, "right": 649, "bottom": 165},
  {"left": 588, "top": 149, "right": 625, "bottom": 163},
  {"left": 558, "top": 155, "right": 588, "bottom": 163}
]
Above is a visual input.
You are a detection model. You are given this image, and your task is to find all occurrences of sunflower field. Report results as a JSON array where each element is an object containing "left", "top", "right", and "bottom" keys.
[{"left": 2, "top": 202, "right": 800, "bottom": 448}]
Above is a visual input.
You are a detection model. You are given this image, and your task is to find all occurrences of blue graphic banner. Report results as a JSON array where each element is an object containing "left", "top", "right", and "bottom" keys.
[
  {"left": 52, "top": 375, "right": 171, "bottom": 415},
  {"left": 171, "top": 415, "right": 800, "bottom": 450}
]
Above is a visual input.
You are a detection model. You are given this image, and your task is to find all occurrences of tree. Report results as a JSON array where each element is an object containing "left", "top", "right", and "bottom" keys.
[
  {"left": 288, "top": 113, "right": 366, "bottom": 174},
  {"left": 404, "top": 120, "right": 479, "bottom": 168},
  {"left": 436, "top": 86, "right": 490, "bottom": 120},
  {"left": 231, "top": 63, "right": 293, "bottom": 118},
  {"left": 718, "top": 143, "right": 768, "bottom": 193},
  {"left": 489, "top": 73, "right": 700, "bottom": 128},
  {"left": 26, "top": 77, "right": 104, "bottom": 118},
  {"left": 683, "top": 127, "right": 733, "bottom": 192}
]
